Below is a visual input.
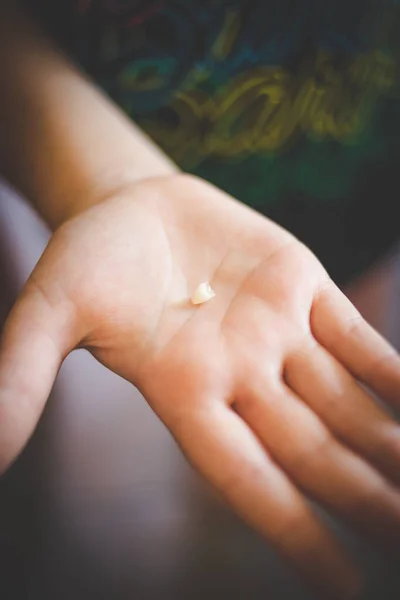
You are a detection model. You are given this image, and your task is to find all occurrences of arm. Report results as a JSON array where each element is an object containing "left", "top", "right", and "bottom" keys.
[
  {"left": 1, "top": 5, "right": 400, "bottom": 598},
  {"left": 0, "top": 1, "right": 178, "bottom": 229}
]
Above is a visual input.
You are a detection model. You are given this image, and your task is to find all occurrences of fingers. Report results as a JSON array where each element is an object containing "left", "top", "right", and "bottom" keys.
[
  {"left": 311, "top": 282, "right": 400, "bottom": 408},
  {"left": 0, "top": 276, "right": 77, "bottom": 473},
  {"left": 235, "top": 375, "right": 400, "bottom": 551},
  {"left": 170, "top": 402, "right": 361, "bottom": 600},
  {"left": 284, "top": 342, "right": 400, "bottom": 486}
]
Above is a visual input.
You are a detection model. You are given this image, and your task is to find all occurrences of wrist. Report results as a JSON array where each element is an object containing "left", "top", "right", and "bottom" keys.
[
  {"left": 56, "top": 171, "right": 182, "bottom": 228},
  {"left": 0, "top": 3, "right": 179, "bottom": 230}
]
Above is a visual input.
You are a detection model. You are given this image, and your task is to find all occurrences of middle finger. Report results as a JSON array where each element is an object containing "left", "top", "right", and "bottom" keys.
[
  {"left": 284, "top": 341, "right": 400, "bottom": 486},
  {"left": 235, "top": 370, "right": 400, "bottom": 549}
]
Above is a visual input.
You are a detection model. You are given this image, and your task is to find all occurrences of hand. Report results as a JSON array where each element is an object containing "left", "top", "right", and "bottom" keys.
[{"left": 1, "top": 174, "right": 400, "bottom": 598}]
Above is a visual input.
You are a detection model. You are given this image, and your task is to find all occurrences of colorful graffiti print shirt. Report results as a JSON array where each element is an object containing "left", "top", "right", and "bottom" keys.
[{"left": 41, "top": 0, "right": 400, "bottom": 284}]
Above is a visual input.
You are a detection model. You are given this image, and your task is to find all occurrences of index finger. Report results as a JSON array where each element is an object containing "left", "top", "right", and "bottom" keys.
[{"left": 311, "top": 282, "right": 400, "bottom": 408}]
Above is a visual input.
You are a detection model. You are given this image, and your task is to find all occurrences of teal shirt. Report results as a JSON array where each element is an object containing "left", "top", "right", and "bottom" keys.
[{"left": 39, "top": 0, "right": 400, "bottom": 283}]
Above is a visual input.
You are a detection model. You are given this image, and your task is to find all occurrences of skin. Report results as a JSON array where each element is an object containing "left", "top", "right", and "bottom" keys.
[
  {"left": 2, "top": 174, "right": 400, "bottom": 598},
  {"left": 0, "top": 4, "right": 400, "bottom": 599}
]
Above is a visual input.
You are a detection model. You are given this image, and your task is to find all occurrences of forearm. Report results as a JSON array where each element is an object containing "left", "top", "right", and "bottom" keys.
[{"left": 0, "top": 2, "right": 178, "bottom": 229}]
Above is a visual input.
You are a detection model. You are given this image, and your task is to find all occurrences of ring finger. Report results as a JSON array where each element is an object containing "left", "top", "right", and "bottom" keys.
[
  {"left": 234, "top": 370, "right": 400, "bottom": 550},
  {"left": 284, "top": 341, "right": 400, "bottom": 486}
]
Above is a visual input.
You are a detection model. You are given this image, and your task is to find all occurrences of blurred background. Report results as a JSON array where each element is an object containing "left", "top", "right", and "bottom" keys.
[{"left": 1, "top": 179, "right": 399, "bottom": 600}]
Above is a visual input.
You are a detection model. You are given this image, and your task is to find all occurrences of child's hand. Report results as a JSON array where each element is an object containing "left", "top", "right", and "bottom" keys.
[{"left": 1, "top": 174, "right": 400, "bottom": 598}]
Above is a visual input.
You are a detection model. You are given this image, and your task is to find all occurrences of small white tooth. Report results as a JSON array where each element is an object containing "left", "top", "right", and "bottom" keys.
[{"left": 191, "top": 282, "right": 216, "bottom": 305}]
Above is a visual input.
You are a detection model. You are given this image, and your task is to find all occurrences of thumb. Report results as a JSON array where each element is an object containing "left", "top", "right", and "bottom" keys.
[{"left": 0, "top": 275, "right": 78, "bottom": 473}]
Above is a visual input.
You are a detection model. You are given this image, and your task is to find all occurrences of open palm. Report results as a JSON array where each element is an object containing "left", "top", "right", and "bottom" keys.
[{"left": 1, "top": 174, "right": 400, "bottom": 599}]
